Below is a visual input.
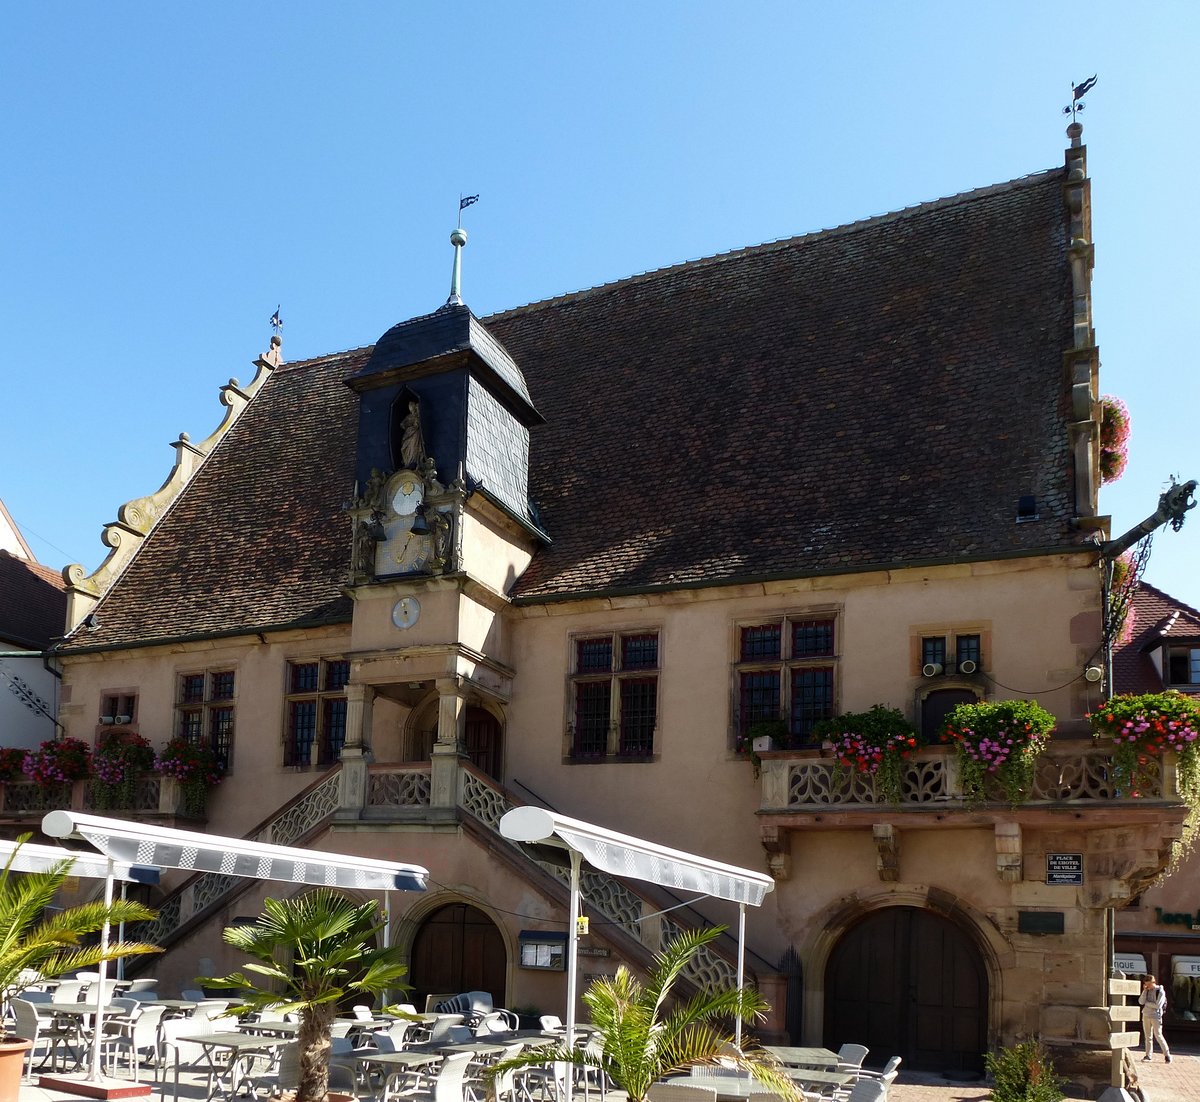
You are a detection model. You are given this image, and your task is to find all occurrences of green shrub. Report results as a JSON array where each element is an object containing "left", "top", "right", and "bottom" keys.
[{"left": 986, "top": 1040, "right": 1066, "bottom": 1102}]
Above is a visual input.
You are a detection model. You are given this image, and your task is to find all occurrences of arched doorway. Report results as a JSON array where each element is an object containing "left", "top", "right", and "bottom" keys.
[
  {"left": 464, "top": 707, "right": 502, "bottom": 780},
  {"left": 409, "top": 902, "right": 507, "bottom": 1010},
  {"left": 824, "top": 906, "right": 987, "bottom": 1074}
]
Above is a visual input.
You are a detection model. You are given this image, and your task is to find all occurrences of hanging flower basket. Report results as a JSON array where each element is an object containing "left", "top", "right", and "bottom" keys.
[
  {"left": 23, "top": 737, "right": 92, "bottom": 787},
  {"left": 0, "top": 748, "right": 28, "bottom": 784},
  {"left": 1089, "top": 691, "right": 1200, "bottom": 803},
  {"left": 92, "top": 730, "right": 156, "bottom": 810},
  {"left": 940, "top": 699, "right": 1056, "bottom": 805},
  {"left": 155, "top": 738, "right": 223, "bottom": 817},
  {"left": 813, "top": 705, "right": 923, "bottom": 804},
  {"left": 1099, "top": 394, "right": 1130, "bottom": 484}
]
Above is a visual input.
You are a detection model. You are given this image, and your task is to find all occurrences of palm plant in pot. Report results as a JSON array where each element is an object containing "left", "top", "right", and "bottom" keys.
[
  {"left": 488, "top": 926, "right": 802, "bottom": 1102},
  {"left": 0, "top": 836, "right": 160, "bottom": 1101},
  {"left": 200, "top": 888, "right": 412, "bottom": 1102}
]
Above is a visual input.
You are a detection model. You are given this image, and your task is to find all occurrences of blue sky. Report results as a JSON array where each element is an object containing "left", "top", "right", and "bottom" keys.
[{"left": 2, "top": 3, "right": 1197, "bottom": 610}]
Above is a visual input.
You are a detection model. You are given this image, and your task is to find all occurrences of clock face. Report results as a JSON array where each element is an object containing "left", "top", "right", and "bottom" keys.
[
  {"left": 391, "top": 479, "right": 424, "bottom": 517},
  {"left": 393, "top": 532, "right": 433, "bottom": 572},
  {"left": 391, "top": 597, "right": 421, "bottom": 630}
]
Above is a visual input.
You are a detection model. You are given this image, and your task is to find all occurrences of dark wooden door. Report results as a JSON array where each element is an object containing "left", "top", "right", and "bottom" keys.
[
  {"left": 921, "top": 689, "right": 978, "bottom": 741},
  {"left": 409, "top": 902, "right": 507, "bottom": 1010},
  {"left": 464, "top": 707, "right": 502, "bottom": 781},
  {"left": 825, "top": 907, "right": 986, "bottom": 1073}
]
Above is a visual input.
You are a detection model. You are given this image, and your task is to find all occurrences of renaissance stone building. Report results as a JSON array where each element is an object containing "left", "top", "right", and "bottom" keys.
[{"left": 32, "top": 123, "right": 1189, "bottom": 1078}]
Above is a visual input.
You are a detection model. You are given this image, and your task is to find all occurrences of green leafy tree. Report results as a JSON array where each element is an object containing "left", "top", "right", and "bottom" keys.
[
  {"left": 489, "top": 926, "right": 802, "bottom": 1102},
  {"left": 0, "top": 836, "right": 160, "bottom": 1011},
  {"left": 202, "top": 889, "right": 411, "bottom": 1102}
]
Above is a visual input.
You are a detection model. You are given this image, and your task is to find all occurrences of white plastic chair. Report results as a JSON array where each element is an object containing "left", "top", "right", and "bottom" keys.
[
  {"left": 11, "top": 998, "right": 71, "bottom": 1078},
  {"left": 647, "top": 1085, "right": 719, "bottom": 1102},
  {"left": 836, "top": 1045, "right": 869, "bottom": 1071},
  {"left": 100, "top": 1001, "right": 168, "bottom": 1077}
]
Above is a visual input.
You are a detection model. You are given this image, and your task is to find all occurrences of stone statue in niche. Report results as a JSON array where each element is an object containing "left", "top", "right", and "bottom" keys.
[
  {"left": 429, "top": 508, "right": 453, "bottom": 570},
  {"left": 400, "top": 399, "right": 426, "bottom": 468},
  {"left": 352, "top": 513, "right": 386, "bottom": 578}
]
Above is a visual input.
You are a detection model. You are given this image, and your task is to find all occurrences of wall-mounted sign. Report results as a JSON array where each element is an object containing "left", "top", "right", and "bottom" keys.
[
  {"left": 578, "top": 946, "right": 610, "bottom": 958},
  {"left": 1019, "top": 911, "right": 1065, "bottom": 935},
  {"left": 1046, "top": 853, "right": 1084, "bottom": 885},
  {"left": 518, "top": 930, "right": 567, "bottom": 971}
]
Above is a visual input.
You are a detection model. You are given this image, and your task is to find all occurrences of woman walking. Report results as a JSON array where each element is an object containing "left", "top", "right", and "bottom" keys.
[{"left": 1139, "top": 973, "right": 1172, "bottom": 1063}]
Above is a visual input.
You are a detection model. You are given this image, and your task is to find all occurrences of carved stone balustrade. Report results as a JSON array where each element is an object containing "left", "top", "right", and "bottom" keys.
[{"left": 758, "top": 741, "right": 1178, "bottom": 814}]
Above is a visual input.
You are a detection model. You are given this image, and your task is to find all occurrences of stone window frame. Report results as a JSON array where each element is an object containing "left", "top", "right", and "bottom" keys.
[
  {"left": 283, "top": 657, "right": 351, "bottom": 769},
  {"left": 566, "top": 628, "right": 661, "bottom": 763},
  {"left": 176, "top": 667, "right": 237, "bottom": 773},
  {"left": 731, "top": 608, "right": 841, "bottom": 750}
]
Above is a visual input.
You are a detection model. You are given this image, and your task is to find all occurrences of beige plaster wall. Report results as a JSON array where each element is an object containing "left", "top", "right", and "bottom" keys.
[
  {"left": 459, "top": 507, "right": 534, "bottom": 597},
  {"left": 58, "top": 624, "right": 352, "bottom": 843}
]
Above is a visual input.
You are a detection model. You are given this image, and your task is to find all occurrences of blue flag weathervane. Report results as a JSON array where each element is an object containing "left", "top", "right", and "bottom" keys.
[{"left": 1063, "top": 75, "right": 1097, "bottom": 122}]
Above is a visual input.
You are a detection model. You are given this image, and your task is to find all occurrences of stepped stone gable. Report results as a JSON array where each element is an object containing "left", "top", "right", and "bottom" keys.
[
  {"left": 69, "top": 349, "right": 367, "bottom": 650},
  {"left": 64, "top": 167, "right": 1079, "bottom": 650}
]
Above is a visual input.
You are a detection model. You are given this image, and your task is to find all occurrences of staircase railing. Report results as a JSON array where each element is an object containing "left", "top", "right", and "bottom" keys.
[{"left": 133, "top": 767, "right": 343, "bottom": 949}]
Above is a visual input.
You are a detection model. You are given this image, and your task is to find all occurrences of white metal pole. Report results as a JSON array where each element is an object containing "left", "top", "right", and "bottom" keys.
[
  {"left": 87, "top": 858, "right": 116, "bottom": 1081},
  {"left": 735, "top": 903, "right": 746, "bottom": 1049},
  {"left": 117, "top": 881, "right": 127, "bottom": 982},
  {"left": 564, "top": 850, "right": 582, "bottom": 1102}
]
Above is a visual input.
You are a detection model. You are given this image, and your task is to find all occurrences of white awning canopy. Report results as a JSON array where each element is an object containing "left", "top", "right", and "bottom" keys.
[
  {"left": 42, "top": 810, "right": 428, "bottom": 892},
  {"left": 499, "top": 806, "right": 773, "bottom": 905},
  {"left": 0, "top": 838, "right": 160, "bottom": 884}
]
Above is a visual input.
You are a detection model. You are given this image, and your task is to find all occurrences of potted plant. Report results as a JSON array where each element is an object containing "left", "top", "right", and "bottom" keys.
[
  {"left": 0, "top": 836, "right": 159, "bottom": 1102},
  {"left": 1089, "top": 690, "right": 1200, "bottom": 803},
  {"left": 813, "top": 705, "right": 924, "bottom": 804},
  {"left": 488, "top": 926, "right": 802, "bottom": 1102},
  {"left": 1099, "top": 394, "right": 1131, "bottom": 485},
  {"left": 155, "top": 737, "right": 223, "bottom": 817},
  {"left": 940, "top": 699, "right": 1056, "bottom": 805},
  {"left": 0, "top": 749, "right": 27, "bottom": 785},
  {"left": 22, "top": 737, "right": 92, "bottom": 799},
  {"left": 91, "top": 730, "right": 156, "bottom": 810},
  {"left": 200, "top": 889, "right": 412, "bottom": 1102}
]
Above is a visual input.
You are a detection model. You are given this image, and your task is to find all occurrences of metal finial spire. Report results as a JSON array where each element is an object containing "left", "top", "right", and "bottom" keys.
[
  {"left": 1062, "top": 75, "right": 1097, "bottom": 122},
  {"left": 447, "top": 194, "right": 479, "bottom": 306}
]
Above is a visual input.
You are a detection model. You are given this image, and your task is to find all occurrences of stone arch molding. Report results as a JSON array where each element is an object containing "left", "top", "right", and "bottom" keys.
[{"left": 798, "top": 884, "right": 1011, "bottom": 1049}]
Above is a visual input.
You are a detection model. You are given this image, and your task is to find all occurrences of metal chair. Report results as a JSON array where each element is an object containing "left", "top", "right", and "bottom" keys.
[
  {"left": 11, "top": 997, "right": 73, "bottom": 1077},
  {"left": 647, "top": 1084, "right": 719, "bottom": 1102},
  {"left": 836, "top": 1045, "right": 869, "bottom": 1071},
  {"left": 390, "top": 1050, "right": 473, "bottom": 1102},
  {"left": 100, "top": 1001, "right": 169, "bottom": 1077}
]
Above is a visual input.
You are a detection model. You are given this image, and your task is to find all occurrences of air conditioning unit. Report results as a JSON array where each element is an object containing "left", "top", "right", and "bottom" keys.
[
  {"left": 959, "top": 659, "right": 978, "bottom": 675},
  {"left": 921, "top": 662, "right": 944, "bottom": 677}
]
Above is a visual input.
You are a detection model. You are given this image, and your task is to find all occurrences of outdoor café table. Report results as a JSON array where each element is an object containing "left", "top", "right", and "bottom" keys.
[
  {"left": 352, "top": 1048, "right": 443, "bottom": 1096},
  {"left": 237, "top": 1019, "right": 300, "bottom": 1037},
  {"left": 155, "top": 999, "right": 200, "bottom": 1017},
  {"left": 435, "top": 1041, "right": 511, "bottom": 1059},
  {"left": 783, "top": 1069, "right": 855, "bottom": 1092},
  {"left": 673, "top": 1074, "right": 817, "bottom": 1102},
  {"left": 761, "top": 1047, "right": 841, "bottom": 1069},
  {"left": 174, "top": 1031, "right": 289, "bottom": 1102}
]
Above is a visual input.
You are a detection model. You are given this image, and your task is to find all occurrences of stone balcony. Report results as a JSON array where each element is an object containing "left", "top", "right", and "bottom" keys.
[
  {"left": 0, "top": 773, "right": 200, "bottom": 827},
  {"left": 756, "top": 741, "right": 1191, "bottom": 899}
]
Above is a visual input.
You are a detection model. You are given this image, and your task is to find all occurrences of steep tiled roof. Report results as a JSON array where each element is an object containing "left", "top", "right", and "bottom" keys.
[
  {"left": 0, "top": 550, "right": 67, "bottom": 649},
  {"left": 1114, "top": 582, "right": 1200, "bottom": 697},
  {"left": 491, "top": 169, "right": 1080, "bottom": 598},
  {"left": 68, "top": 166, "right": 1085, "bottom": 650}
]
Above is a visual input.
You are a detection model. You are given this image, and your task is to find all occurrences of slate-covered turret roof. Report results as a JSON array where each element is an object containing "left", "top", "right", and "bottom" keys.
[{"left": 64, "top": 165, "right": 1087, "bottom": 651}]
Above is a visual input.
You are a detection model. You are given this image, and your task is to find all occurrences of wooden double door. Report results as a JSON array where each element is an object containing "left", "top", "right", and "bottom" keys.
[
  {"left": 409, "top": 902, "right": 507, "bottom": 1012},
  {"left": 824, "top": 906, "right": 987, "bottom": 1074}
]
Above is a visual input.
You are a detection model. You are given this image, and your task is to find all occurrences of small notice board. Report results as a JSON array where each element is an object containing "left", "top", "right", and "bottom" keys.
[{"left": 1046, "top": 853, "right": 1084, "bottom": 885}]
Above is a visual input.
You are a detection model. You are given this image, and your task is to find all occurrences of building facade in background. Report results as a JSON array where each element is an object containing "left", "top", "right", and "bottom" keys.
[{"left": 31, "top": 124, "right": 1189, "bottom": 1084}]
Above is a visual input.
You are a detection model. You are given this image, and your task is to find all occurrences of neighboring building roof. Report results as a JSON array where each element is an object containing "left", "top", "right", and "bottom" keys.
[
  {"left": 0, "top": 499, "right": 35, "bottom": 561},
  {"left": 0, "top": 550, "right": 67, "bottom": 650},
  {"left": 1113, "top": 581, "right": 1200, "bottom": 697},
  {"left": 66, "top": 166, "right": 1087, "bottom": 651}
]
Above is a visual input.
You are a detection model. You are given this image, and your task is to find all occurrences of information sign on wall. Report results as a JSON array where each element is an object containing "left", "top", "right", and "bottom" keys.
[{"left": 1046, "top": 853, "right": 1084, "bottom": 885}]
